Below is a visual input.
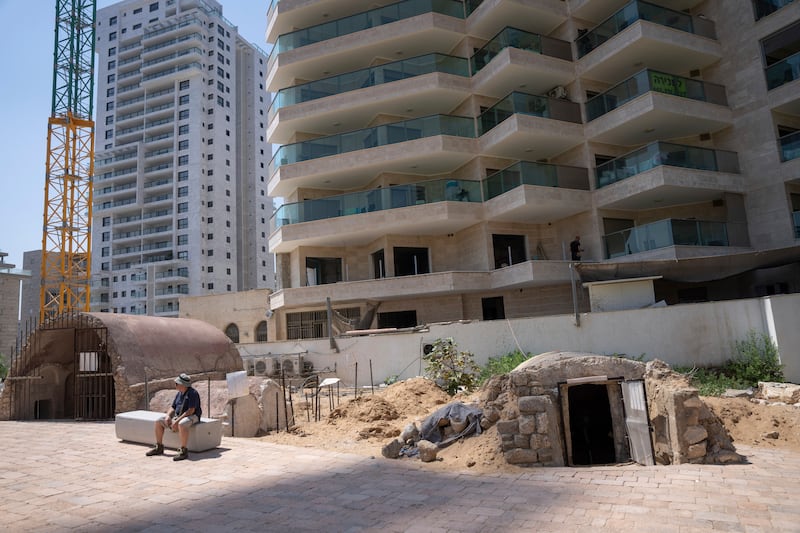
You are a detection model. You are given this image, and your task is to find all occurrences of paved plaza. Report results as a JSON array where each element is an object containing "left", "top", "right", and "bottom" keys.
[{"left": 1, "top": 420, "right": 798, "bottom": 532}]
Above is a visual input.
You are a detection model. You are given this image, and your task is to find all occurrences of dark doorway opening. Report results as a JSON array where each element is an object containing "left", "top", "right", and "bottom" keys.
[
  {"left": 377, "top": 310, "right": 417, "bottom": 329},
  {"left": 394, "top": 247, "right": 429, "bottom": 276},
  {"left": 567, "top": 384, "right": 616, "bottom": 465},
  {"left": 482, "top": 296, "right": 505, "bottom": 320},
  {"left": 492, "top": 234, "right": 526, "bottom": 268}
]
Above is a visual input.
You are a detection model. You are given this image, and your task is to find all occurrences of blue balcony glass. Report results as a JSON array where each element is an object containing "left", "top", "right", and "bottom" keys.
[
  {"left": 586, "top": 69, "right": 728, "bottom": 121},
  {"left": 766, "top": 51, "right": 800, "bottom": 90},
  {"left": 794, "top": 211, "right": 800, "bottom": 238},
  {"left": 603, "top": 219, "right": 729, "bottom": 258},
  {"left": 271, "top": 178, "right": 482, "bottom": 231},
  {"left": 271, "top": 115, "right": 475, "bottom": 173},
  {"left": 595, "top": 141, "right": 740, "bottom": 188},
  {"left": 269, "top": 53, "right": 469, "bottom": 117},
  {"left": 471, "top": 27, "right": 571, "bottom": 74},
  {"left": 576, "top": 0, "right": 717, "bottom": 58},
  {"left": 753, "top": 0, "right": 796, "bottom": 20},
  {"left": 780, "top": 130, "right": 800, "bottom": 162},
  {"left": 483, "top": 161, "right": 590, "bottom": 199},
  {"left": 273, "top": 0, "right": 465, "bottom": 55},
  {"left": 478, "top": 91, "right": 582, "bottom": 134}
]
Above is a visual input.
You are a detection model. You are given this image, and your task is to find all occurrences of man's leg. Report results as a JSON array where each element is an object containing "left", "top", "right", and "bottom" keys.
[
  {"left": 146, "top": 419, "right": 166, "bottom": 456},
  {"left": 173, "top": 417, "right": 195, "bottom": 461}
]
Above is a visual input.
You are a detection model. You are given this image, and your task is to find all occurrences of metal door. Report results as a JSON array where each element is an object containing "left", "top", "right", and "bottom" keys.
[
  {"left": 620, "top": 380, "right": 654, "bottom": 466},
  {"left": 73, "top": 325, "right": 114, "bottom": 420}
]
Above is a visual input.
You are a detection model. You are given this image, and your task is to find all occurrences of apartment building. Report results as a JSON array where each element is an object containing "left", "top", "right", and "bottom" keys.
[
  {"left": 92, "top": 0, "right": 274, "bottom": 316},
  {"left": 264, "top": 0, "right": 800, "bottom": 341}
]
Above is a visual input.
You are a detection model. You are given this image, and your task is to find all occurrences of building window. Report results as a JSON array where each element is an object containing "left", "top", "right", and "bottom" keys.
[
  {"left": 179, "top": 94, "right": 190, "bottom": 105},
  {"left": 178, "top": 124, "right": 189, "bottom": 135},
  {"left": 178, "top": 139, "right": 189, "bottom": 150},
  {"left": 178, "top": 170, "right": 188, "bottom": 181},
  {"left": 179, "top": 80, "right": 190, "bottom": 90},
  {"left": 109, "top": 31, "right": 117, "bottom": 41},
  {"left": 149, "top": 2, "right": 159, "bottom": 12},
  {"left": 178, "top": 155, "right": 188, "bottom": 165},
  {"left": 108, "top": 60, "right": 116, "bottom": 70},
  {"left": 208, "top": 282, "right": 214, "bottom": 289},
  {"left": 178, "top": 110, "right": 189, "bottom": 120},
  {"left": 108, "top": 47, "right": 116, "bottom": 57},
  {"left": 178, "top": 218, "right": 188, "bottom": 229},
  {"left": 178, "top": 202, "right": 188, "bottom": 213},
  {"left": 109, "top": 16, "right": 117, "bottom": 25},
  {"left": 224, "top": 323, "right": 239, "bottom": 343},
  {"left": 177, "top": 186, "right": 188, "bottom": 197},
  {"left": 177, "top": 234, "right": 188, "bottom": 245}
]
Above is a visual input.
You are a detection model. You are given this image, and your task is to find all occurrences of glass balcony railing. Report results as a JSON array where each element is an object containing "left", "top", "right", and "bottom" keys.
[
  {"left": 596, "top": 141, "right": 740, "bottom": 188},
  {"left": 270, "top": 115, "right": 475, "bottom": 173},
  {"left": 794, "top": 211, "right": 800, "bottom": 238},
  {"left": 576, "top": 0, "right": 717, "bottom": 58},
  {"left": 272, "top": 178, "right": 482, "bottom": 231},
  {"left": 586, "top": 69, "right": 728, "bottom": 121},
  {"left": 603, "top": 219, "right": 729, "bottom": 258},
  {"left": 766, "top": 50, "right": 800, "bottom": 90},
  {"left": 478, "top": 91, "right": 582, "bottom": 134},
  {"left": 483, "top": 161, "right": 590, "bottom": 199},
  {"left": 780, "top": 130, "right": 800, "bottom": 162},
  {"left": 273, "top": 0, "right": 465, "bottom": 55},
  {"left": 753, "top": 0, "right": 795, "bottom": 20},
  {"left": 268, "top": 53, "right": 469, "bottom": 118},
  {"left": 471, "top": 27, "right": 571, "bottom": 74}
]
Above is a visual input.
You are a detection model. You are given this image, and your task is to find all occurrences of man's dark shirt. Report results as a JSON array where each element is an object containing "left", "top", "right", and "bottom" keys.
[{"left": 172, "top": 387, "right": 202, "bottom": 419}]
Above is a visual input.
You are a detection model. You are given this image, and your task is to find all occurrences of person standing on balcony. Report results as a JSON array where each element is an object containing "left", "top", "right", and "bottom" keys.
[{"left": 570, "top": 236, "right": 583, "bottom": 261}]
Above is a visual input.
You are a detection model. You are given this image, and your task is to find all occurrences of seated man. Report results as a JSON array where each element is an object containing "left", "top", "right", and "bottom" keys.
[{"left": 145, "top": 373, "right": 202, "bottom": 461}]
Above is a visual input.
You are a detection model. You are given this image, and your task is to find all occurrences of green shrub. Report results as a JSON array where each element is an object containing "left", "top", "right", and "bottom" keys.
[
  {"left": 422, "top": 338, "right": 480, "bottom": 395},
  {"left": 674, "top": 331, "right": 783, "bottom": 396},
  {"left": 479, "top": 349, "right": 531, "bottom": 383},
  {"left": 0, "top": 353, "right": 7, "bottom": 380},
  {"left": 729, "top": 330, "right": 783, "bottom": 386}
]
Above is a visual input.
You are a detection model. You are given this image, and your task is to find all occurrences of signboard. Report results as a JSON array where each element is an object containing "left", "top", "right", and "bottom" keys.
[
  {"left": 649, "top": 72, "right": 687, "bottom": 97},
  {"left": 227, "top": 370, "right": 249, "bottom": 399}
]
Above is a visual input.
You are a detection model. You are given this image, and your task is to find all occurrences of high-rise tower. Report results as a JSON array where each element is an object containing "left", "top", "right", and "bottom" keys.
[
  {"left": 92, "top": 0, "right": 274, "bottom": 316},
  {"left": 264, "top": 0, "right": 800, "bottom": 341}
]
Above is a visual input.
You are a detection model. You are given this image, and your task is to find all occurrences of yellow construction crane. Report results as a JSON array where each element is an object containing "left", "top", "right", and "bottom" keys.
[{"left": 40, "top": 0, "right": 97, "bottom": 322}]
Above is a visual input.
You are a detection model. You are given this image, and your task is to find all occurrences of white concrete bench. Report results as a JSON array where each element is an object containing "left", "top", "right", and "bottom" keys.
[{"left": 115, "top": 410, "right": 222, "bottom": 452}]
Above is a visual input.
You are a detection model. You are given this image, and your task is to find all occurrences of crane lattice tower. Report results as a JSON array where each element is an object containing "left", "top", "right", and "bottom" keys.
[{"left": 40, "top": 0, "right": 96, "bottom": 322}]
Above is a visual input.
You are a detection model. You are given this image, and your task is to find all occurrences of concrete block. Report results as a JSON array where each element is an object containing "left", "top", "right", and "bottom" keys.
[{"left": 115, "top": 410, "right": 222, "bottom": 452}]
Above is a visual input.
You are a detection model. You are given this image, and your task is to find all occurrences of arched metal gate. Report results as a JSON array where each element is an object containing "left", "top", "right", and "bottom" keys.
[{"left": 5, "top": 313, "right": 114, "bottom": 421}]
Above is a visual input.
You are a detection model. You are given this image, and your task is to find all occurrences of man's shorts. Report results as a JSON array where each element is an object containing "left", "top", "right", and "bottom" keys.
[{"left": 159, "top": 414, "right": 199, "bottom": 430}]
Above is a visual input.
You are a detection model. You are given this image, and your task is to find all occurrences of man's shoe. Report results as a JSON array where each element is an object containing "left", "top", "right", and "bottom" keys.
[
  {"left": 145, "top": 444, "right": 164, "bottom": 456},
  {"left": 173, "top": 447, "right": 189, "bottom": 461}
]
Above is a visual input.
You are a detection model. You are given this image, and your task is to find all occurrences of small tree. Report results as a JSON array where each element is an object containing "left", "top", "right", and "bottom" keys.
[{"left": 422, "top": 338, "right": 480, "bottom": 395}]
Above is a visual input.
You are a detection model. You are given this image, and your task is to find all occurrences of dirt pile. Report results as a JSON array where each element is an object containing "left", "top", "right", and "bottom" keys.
[{"left": 257, "top": 377, "right": 800, "bottom": 472}]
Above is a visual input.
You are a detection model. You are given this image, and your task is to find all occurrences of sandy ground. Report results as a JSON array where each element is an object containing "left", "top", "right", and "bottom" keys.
[{"left": 255, "top": 377, "right": 800, "bottom": 473}]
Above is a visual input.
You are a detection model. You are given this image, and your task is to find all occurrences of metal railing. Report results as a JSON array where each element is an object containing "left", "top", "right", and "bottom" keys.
[
  {"left": 471, "top": 27, "right": 571, "bottom": 74},
  {"left": 603, "top": 219, "right": 729, "bottom": 258},
  {"left": 478, "top": 91, "right": 581, "bottom": 134}
]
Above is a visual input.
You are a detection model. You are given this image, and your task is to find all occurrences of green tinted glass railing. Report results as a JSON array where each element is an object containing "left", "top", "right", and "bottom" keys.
[
  {"left": 754, "top": 0, "right": 795, "bottom": 20},
  {"left": 478, "top": 91, "right": 582, "bottom": 134},
  {"left": 271, "top": 115, "right": 475, "bottom": 173},
  {"left": 576, "top": 0, "right": 716, "bottom": 58},
  {"left": 274, "top": 0, "right": 465, "bottom": 55},
  {"left": 766, "top": 51, "right": 800, "bottom": 90},
  {"left": 603, "top": 219, "right": 729, "bottom": 258},
  {"left": 483, "top": 161, "right": 590, "bottom": 199},
  {"left": 586, "top": 70, "right": 728, "bottom": 121},
  {"left": 794, "top": 211, "right": 800, "bottom": 238},
  {"left": 596, "top": 142, "right": 740, "bottom": 188},
  {"left": 272, "top": 178, "right": 481, "bottom": 231},
  {"left": 471, "top": 27, "right": 572, "bottom": 74},
  {"left": 780, "top": 130, "right": 800, "bottom": 162},
  {"left": 268, "top": 53, "right": 469, "bottom": 118}
]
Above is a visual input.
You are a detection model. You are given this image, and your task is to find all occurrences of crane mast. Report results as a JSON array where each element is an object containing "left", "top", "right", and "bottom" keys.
[{"left": 40, "top": 0, "right": 97, "bottom": 322}]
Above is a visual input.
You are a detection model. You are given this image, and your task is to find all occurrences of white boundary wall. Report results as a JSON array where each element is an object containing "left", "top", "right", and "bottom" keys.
[{"left": 238, "top": 294, "right": 800, "bottom": 385}]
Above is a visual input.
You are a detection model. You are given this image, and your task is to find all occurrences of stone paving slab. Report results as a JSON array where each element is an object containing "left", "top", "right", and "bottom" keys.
[{"left": 1, "top": 421, "right": 799, "bottom": 532}]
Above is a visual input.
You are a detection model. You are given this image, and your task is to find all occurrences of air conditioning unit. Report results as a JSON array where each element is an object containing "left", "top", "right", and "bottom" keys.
[
  {"left": 252, "top": 357, "right": 270, "bottom": 377},
  {"left": 547, "top": 86, "right": 567, "bottom": 99},
  {"left": 280, "top": 354, "right": 303, "bottom": 376}
]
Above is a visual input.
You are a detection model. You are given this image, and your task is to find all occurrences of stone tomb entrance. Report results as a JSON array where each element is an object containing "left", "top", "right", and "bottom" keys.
[{"left": 482, "top": 352, "right": 741, "bottom": 467}]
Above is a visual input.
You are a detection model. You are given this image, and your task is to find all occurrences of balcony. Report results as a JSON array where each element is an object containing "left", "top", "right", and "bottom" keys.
[
  {"left": 267, "top": 0, "right": 465, "bottom": 92},
  {"left": 267, "top": 53, "right": 470, "bottom": 143},
  {"left": 594, "top": 142, "right": 744, "bottom": 209},
  {"left": 270, "top": 179, "right": 483, "bottom": 253},
  {"left": 483, "top": 161, "right": 592, "bottom": 223},
  {"left": 576, "top": 0, "right": 721, "bottom": 84},
  {"left": 272, "top": 259, "right": 576, "bottom": 308},
  {"left": 470, "top": 27, "right": 574, "bottom": 98},
  {"left": 269, "top": 115, "right": 476, "bottom": 196},
  {"left": 478, "top": 92, "right": 584, "bottom": 160},
  {"left": 767, "top": 51, "right": 800, "bottom": 91},
  {"left": 780, "top": 130, "right": 800, "bottom": 162},
  {"left": 585, "top": 70, "right": 731, "bottom": 145},
  {"left": 754, "top": 0, "right": 797, "bottom": 21},
  {"left": 466, "top": 0, "right": 569, "bottom": 38},
  {"left": 603, "top": 219, "right": 732, "bottom": 259}
]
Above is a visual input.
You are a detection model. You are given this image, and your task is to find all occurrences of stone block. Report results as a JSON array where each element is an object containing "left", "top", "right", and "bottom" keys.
[
  {"left": 687, "top": 441, "right": 707, "bottom": 459},
  {"left": 518, "top": 395, "right": 550, "bottom": 414},
  {"left": 504, "top": 448, "right": 538, "bottom": 465},
  {"left": 514, "top": 434, "right": 530, "bottom": 449},
  {"left": 495, "top": 419, "right": 519, "bottom": 436},
  {"left": 115, "top": 410, "right": 222, "bottom": 452},
  {"left": 684, "top": 425, "right": 708, "bottom": 445},
  {"left": 518, "top": 415, "right": 537, "bottom": 435}
]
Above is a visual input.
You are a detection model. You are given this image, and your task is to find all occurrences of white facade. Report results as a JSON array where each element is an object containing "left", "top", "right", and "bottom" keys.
[{"left": 92, "top": 0, "right": 274, "bottom": 317}]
